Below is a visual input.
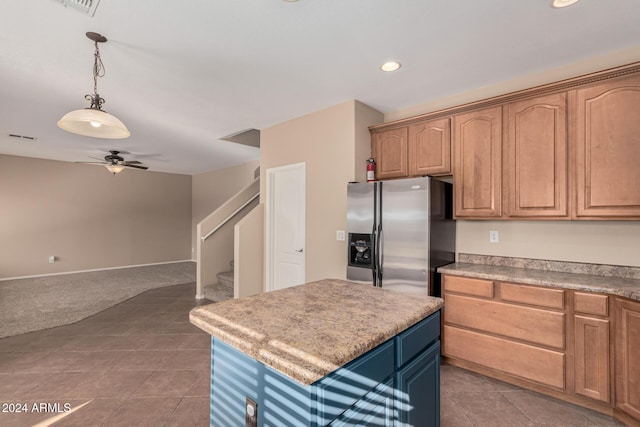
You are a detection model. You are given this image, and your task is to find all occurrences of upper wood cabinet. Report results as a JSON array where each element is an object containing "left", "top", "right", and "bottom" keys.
[
  {"left": 371, "top": 118, "right": 451, "bottom": 180},
  {"left": 368, "top": 62, "right": 640, "bottom": 220},
  {"left": 503, "top": 93, "right": 569, "bottom": 218},
  {"left": 453, "top": 106, "right": 502, "bottom": 218},
  {"left": 408, "top": 117, "right": 451, "bottom": 176},
  {"left": 574, "top": 74, "right": 640, "bottom": 218},
  {"left": 372, "top": 128, "right": 408, "bottom": 180}
]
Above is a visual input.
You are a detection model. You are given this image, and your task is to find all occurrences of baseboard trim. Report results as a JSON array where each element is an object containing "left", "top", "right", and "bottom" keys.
[{"left": 0, "top": 259, "right": 196, "bottom": 282}]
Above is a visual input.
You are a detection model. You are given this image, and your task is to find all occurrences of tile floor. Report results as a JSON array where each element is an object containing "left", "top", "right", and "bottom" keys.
[
  {"left": 0, "top": 282, "right": 629, "bottom": 426},
  {"left": 0, "top": 283, "right": 211, "bottom": 427}
]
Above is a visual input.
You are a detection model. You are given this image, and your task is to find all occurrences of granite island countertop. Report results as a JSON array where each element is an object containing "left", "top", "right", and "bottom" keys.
[
  {"left": 439, "top": 261, "right": 640, "bottom": 302},
  {"left": 189, "top": 278, "right": 443, "bottom": 385}
]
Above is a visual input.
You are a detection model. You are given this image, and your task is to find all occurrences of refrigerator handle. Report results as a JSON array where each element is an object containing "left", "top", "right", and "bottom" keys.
[
  {"left": 371, "top": 225, "right": 378, "bottom": 286},
  {"left": 376, "top": 181, "right": 383, "bottom": 287},
  {"left": 372, "top": 182, "right": 379, "bottom": 287},
  {"left": 377, "top": 228, "right": 383, "bottom": 286}
]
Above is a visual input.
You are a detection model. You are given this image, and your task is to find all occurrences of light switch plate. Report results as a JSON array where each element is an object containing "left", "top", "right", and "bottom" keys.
[
  {"left": 489, "top": 230, "right": 499, "bottom": 243},
  {"left": 336, "top": 230, "right": 345, "bottom": 241}
]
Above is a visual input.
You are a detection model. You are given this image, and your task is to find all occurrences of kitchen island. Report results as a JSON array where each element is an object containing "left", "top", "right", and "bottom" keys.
[{"left": 189, "top": 279, "right": 443, "bottom": 426}]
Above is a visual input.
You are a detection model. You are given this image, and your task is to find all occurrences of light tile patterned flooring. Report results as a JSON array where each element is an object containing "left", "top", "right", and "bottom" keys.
[
  {"left": 0, "top": 283, "right": 211, "bottom": 427},
  {"left": 0, "top": 282, "right": 629, "bottom": 426}
]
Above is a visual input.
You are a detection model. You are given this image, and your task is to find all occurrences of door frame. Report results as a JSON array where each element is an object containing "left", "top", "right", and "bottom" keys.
[{"left": 265, "top": 162, "right": 306, "bottom": 292}]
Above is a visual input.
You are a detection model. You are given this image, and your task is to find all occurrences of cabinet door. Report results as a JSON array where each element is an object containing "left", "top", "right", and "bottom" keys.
[
  {"left": 408, "top": 118, "right": 451, "bottom": 176},
  {"left": 504, "top": 93, "right": 568, "bottom": 218},
  {"left": 372, "top": 128, "right": 409, "bottom": 179},
  {"left": 575, "top": 75, "right": 640, "bottom": 218},
  {"left": 396, "top": 341, "right": 440, "bottom": 427},
  {"left": 616, "top": 298, "right": 640, "bottom": 419},
  {"left": 574, "top": 315, "right": 610, "bottom": 403},
  {"left": 453, "top": 106, "right": 502, "bottom": 218},
  {"left": 329, "top": 377, "right": 395, "bottom": 427}
]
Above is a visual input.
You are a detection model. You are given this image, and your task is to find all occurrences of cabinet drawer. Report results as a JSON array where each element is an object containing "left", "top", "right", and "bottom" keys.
[
  {"left": 500, "top": 282, "right": 565, "bottom": 309},
  {"left": 574, "top": 292, "right": 608, "bottom": 316},
  {"left": 316, "top": 340, "right": 394, "bottom": 425},
  {"left": 444, "top": 293, "right": 566, "bottom": 349},
  {"left": 443, "top": 325, "right": 565, "bottom": 389},
  {"left": 396, "top": 311, "right": 440, "bottom": 368},
  {"left": 444, "top": 275, "right": 494, "bottom": 298}
]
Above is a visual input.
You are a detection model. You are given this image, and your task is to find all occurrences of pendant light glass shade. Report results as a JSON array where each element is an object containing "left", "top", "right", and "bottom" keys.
[
  {"left": 58, "top": 32, "right": 130, "bottom": 139},
  {"left": 104, "top": 163, "right": 125, "bottom": 174},
  {"left": 58, "top": 107, "right": 130, "bottom": 139}
]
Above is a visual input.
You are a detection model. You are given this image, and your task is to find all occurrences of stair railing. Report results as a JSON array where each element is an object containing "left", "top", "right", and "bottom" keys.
[
  {"left": 201, "top": 192, "right": 259, "bottom": 242},
  {"left": 196, "top": 178, "right": 260, "bottom": 299}
]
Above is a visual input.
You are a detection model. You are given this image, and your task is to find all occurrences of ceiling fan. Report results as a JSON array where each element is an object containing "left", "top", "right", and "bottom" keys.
[{"left": 77, "top": 150, "right": 149, "bottom": 174}]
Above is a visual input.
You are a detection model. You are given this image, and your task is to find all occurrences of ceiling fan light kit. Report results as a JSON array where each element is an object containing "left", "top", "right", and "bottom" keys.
[
  {"left": 104, "top": 163, "right": 125, "bottom": 174},
  {"left": 57, "top": 32, "right": 130, "bottom": 139},
  {"left": 75, "top": 150, "right": 148, "bottom": 175}
]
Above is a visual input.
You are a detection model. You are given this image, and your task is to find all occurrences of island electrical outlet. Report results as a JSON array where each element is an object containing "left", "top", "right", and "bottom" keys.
[{"left": 246, "top": 397, "right": 257, "bottom": 427}]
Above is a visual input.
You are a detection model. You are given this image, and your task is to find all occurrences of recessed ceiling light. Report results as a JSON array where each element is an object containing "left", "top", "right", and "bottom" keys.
[
  {"left": 380, "top": 61, "right": 401, "bottom": 72},
  {"left": 551, "top": 0, "right": 581, "bottom": 8}
]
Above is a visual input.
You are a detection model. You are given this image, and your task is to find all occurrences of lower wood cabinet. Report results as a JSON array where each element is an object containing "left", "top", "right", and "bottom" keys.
[
  {"left": 442, "top": 276, "right": 566, "bottom": 390},
  {"left": 574, "top": 292, "right": 610, "bottom": 403},
  {"left": 616, "top": 297, "right": 640, "bottom": 420},
  {"left": 574, "top": 315, "right": 610, "bottom": 402},
  {"left": 443, "top": 274, "right": 640, "bottom": 426}
]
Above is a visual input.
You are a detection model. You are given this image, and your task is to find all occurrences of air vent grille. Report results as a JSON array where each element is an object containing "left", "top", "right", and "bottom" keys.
[
  {"left": 54, "top": 0, "right": 101, "bottom": 16},
  {"left": 9, "top": 134, "right": 38, "bottom": 141}
]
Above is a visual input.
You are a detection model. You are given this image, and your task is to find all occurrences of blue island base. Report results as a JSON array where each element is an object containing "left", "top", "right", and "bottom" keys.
[{"left": 209, "top": 311, "right": 441, "bottom": 427}]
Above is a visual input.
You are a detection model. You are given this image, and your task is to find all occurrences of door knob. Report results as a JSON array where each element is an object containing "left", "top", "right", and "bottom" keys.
[{"left": 296, "top": 248, "right": 304, "bottom": 253}]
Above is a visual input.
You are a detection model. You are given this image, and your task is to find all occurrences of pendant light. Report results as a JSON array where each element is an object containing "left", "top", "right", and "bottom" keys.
[{"left": 58, "top": 32, "right": 130, "bottom": 139}]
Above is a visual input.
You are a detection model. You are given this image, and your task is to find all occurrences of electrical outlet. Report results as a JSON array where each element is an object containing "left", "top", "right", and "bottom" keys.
[
  {"left": 49, "top": 256, "right": 56, "bottom": 264},
  {"left": 245, "top": 397, "right": 257, "bottom": 427},
  {"left": 489, "top": 230, "right": 499, "bottom": 243}
]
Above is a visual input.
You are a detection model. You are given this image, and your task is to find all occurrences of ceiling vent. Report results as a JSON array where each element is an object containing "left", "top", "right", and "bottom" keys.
[
  {"left": 54, "top": 0, "right": 101, "bottom": 16},
  {"left": 221, "top": 129, "right": 260, "bottom": 148},
  {"left": 8, "top": 133, "right": 38, "bottom": 141}
]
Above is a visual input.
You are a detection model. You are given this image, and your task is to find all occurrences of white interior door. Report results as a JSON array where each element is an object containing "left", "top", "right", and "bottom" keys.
[{"left": 266, "top": 163, "right": 306, "bottom": 291}]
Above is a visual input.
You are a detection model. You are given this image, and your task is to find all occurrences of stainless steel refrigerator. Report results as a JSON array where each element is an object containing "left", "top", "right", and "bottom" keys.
[{"left": 346, "top": 176, "right": 455, "bottom": 296}]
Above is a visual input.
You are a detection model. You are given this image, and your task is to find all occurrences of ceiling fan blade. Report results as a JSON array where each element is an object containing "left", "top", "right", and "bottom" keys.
[
  {"left": 88, "top": 156, "right": 106, "bottom": 161},
  {"left": 124, "top": 164, "right": 149, "bottom": 170},
  {"left": 121, "top": 160, "right": 142, "bottom": 165},
  {"left": 75, "top": 161, "right": 107, "bottom": 164}
]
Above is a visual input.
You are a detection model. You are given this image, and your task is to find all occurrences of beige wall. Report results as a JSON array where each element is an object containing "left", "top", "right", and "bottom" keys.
[
  {"left": 385, "top": 47, "right": 640, "bottom": 267},
  {"left": 260, "top": 100, "right": 383, "bottom": 282},
  {"left": 191, "top": 160, "right": 259, "bottom": 259},
  {"left": 457, "top": 221, "right": 640, "bottom": 267},
  {"left": 0, "top": 154, "right": 192, "bottom": 279}
]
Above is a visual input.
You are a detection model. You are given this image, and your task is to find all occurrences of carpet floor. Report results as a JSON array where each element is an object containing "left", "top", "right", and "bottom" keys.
[{"left": 0, "top": 262, "right": 196, "bottom": 338}]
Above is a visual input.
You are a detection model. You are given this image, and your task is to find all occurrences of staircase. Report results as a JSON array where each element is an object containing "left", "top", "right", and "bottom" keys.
[{"left": 202, "top": 260, "right": 235, "bottom": 302}]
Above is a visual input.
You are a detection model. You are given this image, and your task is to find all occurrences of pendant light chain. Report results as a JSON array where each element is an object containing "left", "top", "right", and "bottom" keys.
[{"left": 86, "top": 39, "right": 106, "bottom": 111}]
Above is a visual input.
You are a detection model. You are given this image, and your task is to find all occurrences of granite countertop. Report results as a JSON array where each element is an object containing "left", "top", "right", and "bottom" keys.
[
  {"left": 189, "top": 279, "right": 443, "bottom": 385},
  {"left": 439, "top": 262, "right": 640, "bottom": 302}
]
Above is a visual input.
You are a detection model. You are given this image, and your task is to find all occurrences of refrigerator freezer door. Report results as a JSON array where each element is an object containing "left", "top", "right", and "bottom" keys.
[
  {"left": 346, "top": 182, "right": 377, "bottom": 286},
  {"left": 380, "top": 177, "right": 430, "bottom": 295}
]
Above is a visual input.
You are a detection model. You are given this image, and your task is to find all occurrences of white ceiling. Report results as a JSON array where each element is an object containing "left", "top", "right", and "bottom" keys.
[{"left": 1, "top": 0, "right": 639, "bottom": 175}]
